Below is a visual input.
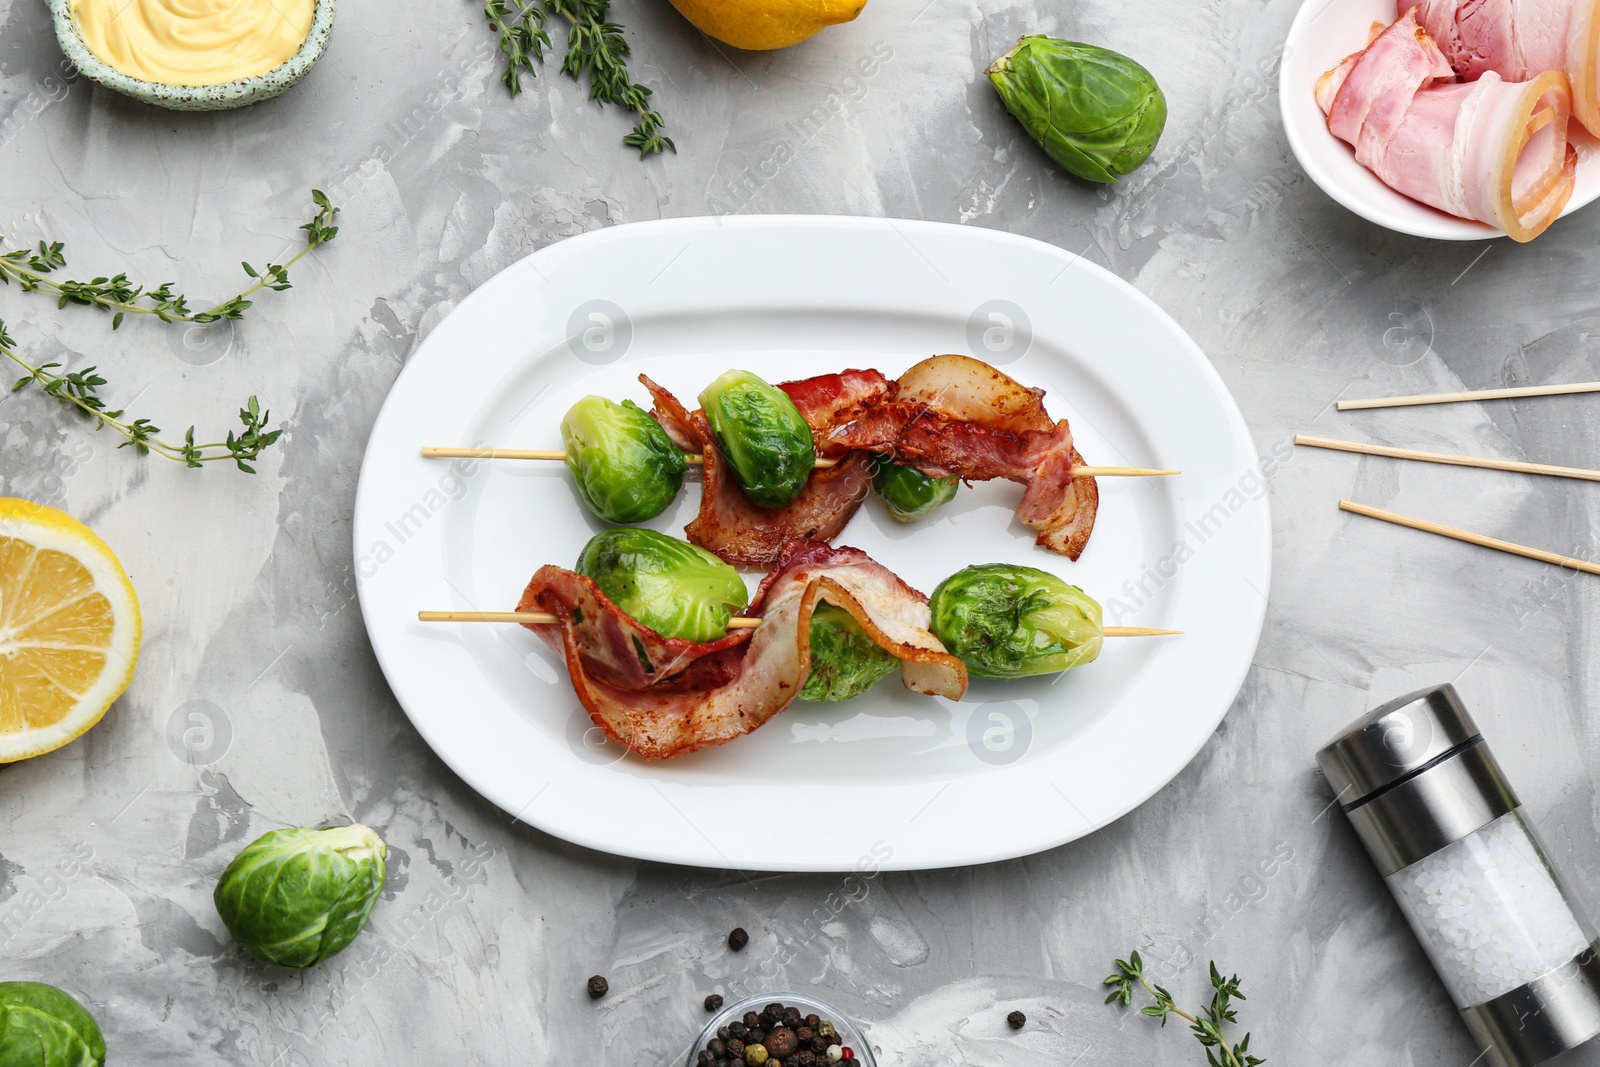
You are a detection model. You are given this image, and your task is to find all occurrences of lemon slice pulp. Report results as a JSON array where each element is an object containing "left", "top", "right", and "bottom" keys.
[{"left": 0, "top": 498, "right": 140, "bottom": 762}]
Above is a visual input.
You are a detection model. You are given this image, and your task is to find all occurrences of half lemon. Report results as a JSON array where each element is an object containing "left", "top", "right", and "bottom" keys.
[{"left": 0, "top": 498, "right": 140, "bottom": 762}]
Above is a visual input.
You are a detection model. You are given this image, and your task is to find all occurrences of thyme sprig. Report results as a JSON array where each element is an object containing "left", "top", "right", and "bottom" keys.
[
  {"left": 485, "top": 0, "right": 674, "bottom": 157},
  {"left": 1, "top": 321, "right": 282, "bottom": 471},
  {"left": 0, "top": 192, "right": 339, "bottom": 328},
  {"left": 1104, "top": 952, "right": 1264, "bottom": 1067}
]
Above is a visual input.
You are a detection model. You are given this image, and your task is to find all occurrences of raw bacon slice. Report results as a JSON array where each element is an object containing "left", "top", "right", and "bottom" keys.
[
  {"left": 1411, "top": 0, "right": 1600, "bottom": 136},
  {"left": 518, "top": 542, "right": 968, "bottom": 759},
  {"left": 819, "top": 355, "right": 1100, "bottom": 560},
  {"left": 1318, "top": 7, "right": 1578, "bottom": 242},
  {"left": 685, "top": 411, "right": 874, "bottom": 566}
]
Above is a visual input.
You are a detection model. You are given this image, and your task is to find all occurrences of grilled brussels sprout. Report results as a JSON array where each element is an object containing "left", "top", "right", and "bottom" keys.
[
  {"left": 214, "top": 824, "right": 387, "bottom": 969},
  {"left": 800, "top": 603, "right": 899, "bottom": 702},
  {"left": 871, "top": 457, "right": 959, "bottom": 522},
  {"left": 698, "top": 370, "right": 816, "bottom": 508},
  {"left": 929, "top": 564, "right": 1103, "bottom": 678},
  {"left": 576, "top": 528, "right": 748, "bottom": 643},
  {"left": 560, "top": 396, "right": 687, "bottom": 524},
  {"left": 986, "top": 36, "right": 1166, "bottom": 183},
  {"left": 0, "top": 982, "right": 105, "bottom": 1067}
]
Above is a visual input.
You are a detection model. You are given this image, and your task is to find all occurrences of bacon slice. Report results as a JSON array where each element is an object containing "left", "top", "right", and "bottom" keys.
[
  {"left": 640, "top": 373, "right": 704, "bottom": 453},
  {"left": 1319, "top": 7, "right": 1578, "bottom": 242},
  {"left": 777, "top": 369, "right": 896, "bottom": 454},
  {"left": 1411, "top": 0, "right": 1600, "bottom": 136},
  {"left": 517, "top": 542, "right": 968, "bottom": 759},
  {"left": 819, "top": 355, "right": 1100, "bottom": 560},
  {"left": 685, "top": 412, "right": 874, "bottom": 566}
]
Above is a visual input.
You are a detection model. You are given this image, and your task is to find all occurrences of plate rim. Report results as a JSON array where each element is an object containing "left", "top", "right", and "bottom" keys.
[{"left": 353, "top": 214, "right": 1271, "bottom": 871}]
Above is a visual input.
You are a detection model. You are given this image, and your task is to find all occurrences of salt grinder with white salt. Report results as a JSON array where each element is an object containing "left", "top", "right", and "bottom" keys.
[{"left": 1318, "top": 684, "right": 1600, "bottom": 1067}]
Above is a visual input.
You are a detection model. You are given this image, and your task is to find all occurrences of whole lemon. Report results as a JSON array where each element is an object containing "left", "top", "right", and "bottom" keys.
[{"left": 667, "top": 0, "right": 867, "bottom": 50}]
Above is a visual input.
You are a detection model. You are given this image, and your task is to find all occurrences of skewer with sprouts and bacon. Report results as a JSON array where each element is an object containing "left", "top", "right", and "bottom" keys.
[
  {"left": 422, "top": 355, "right": 1178, "bottom": 567},
  {"left": 420, "top": 530, "right": 1180, "bottom": 760}
]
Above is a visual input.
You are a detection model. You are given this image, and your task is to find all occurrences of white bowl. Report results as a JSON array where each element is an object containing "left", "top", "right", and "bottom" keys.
[{"left": 1280, "top": 0, "right": 1600, "bottom": 239}]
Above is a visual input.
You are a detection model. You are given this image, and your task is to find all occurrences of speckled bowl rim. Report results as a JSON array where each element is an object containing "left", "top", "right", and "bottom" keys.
[
  {"left": 46, "top": 0, "right": 335, "bottom": 112},
  {"left": 683, "top": 992, "right": 878, "bottom": 1067}
]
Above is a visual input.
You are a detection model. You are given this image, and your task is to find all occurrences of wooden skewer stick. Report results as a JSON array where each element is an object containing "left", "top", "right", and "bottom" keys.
[
  {"left": 1339, "top": 500, "right": 1600, "bottom": 576},
  {"left": 1337, "top": 381, "right": 1600, "bottom": 411},
  {"left": 419, "top": 447, "right": 1176, "bottom": 478},
  {"left": 1297, "top": 435, "right": 1600, "bottom": 483},
  {"left": 416, "top": 610, "right": 1181, "bottom": 636}
]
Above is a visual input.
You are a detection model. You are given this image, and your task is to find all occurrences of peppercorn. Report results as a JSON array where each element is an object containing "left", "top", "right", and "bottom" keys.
[
  {"left": 745, "top": 1043, "right": 769, "bottom": 1066},
  {"left": 586, "top": 975, "right": 609, "bottom": 999},
  {"left": 698, "top": 1051, "right": 715, "bottom": 1067},
  {"left": 840, "top": 1048, "right": 853, "bottom": 1061},
  {"left": 825, "top": 1046, "right": 842, "bottom": 1063},
  {"left": 810, "top": 1035, "right": 830, "bottom": 1054},
  {"left": 729, "top": 1022, "right": 748, "bottom": 1039},
  {"left": 1007, "top": 1010, "right": 1026, "bottom": 1030},
  {"left": 744, "top": 1012, "right": 761, "bottom": 1030},
  {"left": 718, "top": 1026, "right": 732, "bottom": 1041},
  {"left": 726, "top": 1038, "right": 747, "bottom": 1060},
  {"left": 728, "top": 927, "right": 750, "bottom": 951},
  {"left": 706, "top": 994, "right": 725, "bottom": 1012},
  {"left": 781, "top": 1007, "right": 803, "bottom": 1029},
  {"left": 747, "top": 1028, "right": 766, "bottom": 1046},
  {"left": 760, "top": 1011, "right": 778, "bottom": 1030},
  {"left": 771, "top": 1027, "right": 802, "bottom": 1058},
  {"left": 764, "top": 1002, "right": 784, "bottom": 1016},
  {"left": 816, "top": 1021, "right": 837, "bottom": 1041},
  {"left": 795, "top": 1026, "right": 813, "bottom": 1045}
]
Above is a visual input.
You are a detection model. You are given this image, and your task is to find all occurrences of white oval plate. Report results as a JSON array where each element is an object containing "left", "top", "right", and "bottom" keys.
[
  {"left": 353, "top": 216, "right": 1270, "bottom": 871},
  {"left": 1281, "top": 0, "right": 1600, "bottom": 240}
]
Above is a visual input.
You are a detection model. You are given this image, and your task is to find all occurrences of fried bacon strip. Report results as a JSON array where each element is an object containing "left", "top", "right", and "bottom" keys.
[
  {"left": 642, "top": 356, "right": 1099, "bottom": 563},
  {"left": 518, "top": 542, "right": 968, "bottom": 759},
  {"left": 1317, "top": 7, "right": 1577, "bottom": 242},
  {"left": 820, "top": 355, "right": 1100, "bottom": 559}
]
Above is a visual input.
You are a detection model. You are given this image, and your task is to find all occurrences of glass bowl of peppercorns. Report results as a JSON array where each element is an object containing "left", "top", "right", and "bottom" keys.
[{"left": 686, "top": 993, "right": 877, "bottom": 1067}]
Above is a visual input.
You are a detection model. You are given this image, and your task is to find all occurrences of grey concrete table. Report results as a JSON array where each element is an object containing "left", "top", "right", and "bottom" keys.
[{"left": 2, "top": 0, "right": 1597, "bottom": 1062}]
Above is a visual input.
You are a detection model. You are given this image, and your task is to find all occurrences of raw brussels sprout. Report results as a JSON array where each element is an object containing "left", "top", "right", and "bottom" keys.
[
  {"left": 576, "top": 528, "right": 748, "bottom": 643},
  {"left": 214, "top": 824, "right": 387, "bottom": 969},
  {"left": 929, "top": 564, "right": 1103, "bottom": 678},
  {"left": 871, "top": 457, "right": 959, "bottom": 522},
  {"left": 0, "top": 982, "right": 105, "bottom": 1067},
  {"left": 560, "top": 396, "right": 687, "bottom": 524},
  {"left": 698, "top": 370, "right": 816, "bottom": 508},
  {"left": 986, "top": 36, "right": 1167, "bottom": 183},
  {"left": 800, "top": 603, "right": 899, "bottom": 702}
]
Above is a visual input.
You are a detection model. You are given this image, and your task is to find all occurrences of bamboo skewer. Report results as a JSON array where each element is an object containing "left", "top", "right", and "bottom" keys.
[
  {"left": 1337, "top": 381, "right": 1600, "bottom": 411},
  {"left": 1297, "top": 435, "right": 1600, "bottom": 483},
  {"left": 416, "top": 610, "right": 1181, "bottom": 636},
  {"left": 419, "top": 447, "right": 1177, "bottom": 478},
  {"left": 1339, "top": 500, "right": 1600, "bottom": 576}
]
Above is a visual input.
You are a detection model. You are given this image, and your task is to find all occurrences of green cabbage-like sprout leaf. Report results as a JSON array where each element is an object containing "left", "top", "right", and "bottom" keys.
[
  {"left": 986, "top": 35, "right": 1167, "bottom": 183},
  {"left": 576, "top": 528, "right": 749, "bottom": 643},
  {"left": 214, "top": 824, "right": 388, "bottom": 969},
  {"left": 698, "top": 369, "right": 816, "bottom": 508},
  {"left": 929, "top": 564, "right": 1103, "bottom": 678},
  {"left": 0, "top": 982, "right": 106, "bottom": 1067},
  {"left": 560, "top": 396, "right": 687, "bottom": 524},
  {"left": 800, "top": 602, "right": 899, "bottom": 702},
  {"left": 870, "top": 457, "right": 959, "bottom": 523}
]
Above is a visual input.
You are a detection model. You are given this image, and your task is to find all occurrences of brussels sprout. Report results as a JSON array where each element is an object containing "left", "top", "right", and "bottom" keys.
[
  {"left": 986, "top": 36, "right": 1167, "bottom": 183},
  {"left": 871, "top": 457, "right": 959, "bottom": 522},
  {"left": 576, "top": 528, "right": 748, "bottom": 643},
  {"left": 214, "top": 824, "right": 387, "bottom": 969},
  {"left": 800, "top": 603, "right": 899, "bottom": 702},
  {"left": 698, "top": 370, "right": 816, "bottom": 508},
  {"left": 929, "top": 564, "right": 1103, "bottom": 678},
  {"left": 560, "top": 396, "right": 687, "bottom": 524},
  {"left": 0, "top": 982, "right": 105, "bottom": 1067}
]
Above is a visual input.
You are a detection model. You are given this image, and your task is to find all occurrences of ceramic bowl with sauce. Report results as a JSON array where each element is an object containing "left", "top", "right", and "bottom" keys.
[{"left": 48, "top": 0, "right": 335, "bottom": 112}]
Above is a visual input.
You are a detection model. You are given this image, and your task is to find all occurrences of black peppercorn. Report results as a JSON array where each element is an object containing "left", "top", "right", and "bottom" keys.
[
  {"left": 726, "top": 1038, "right": 746, "bottom": 1060},
  {"left": 706, "top": 993, "right": 725, "bottom": 1012},
  {"left": 805, "top": 1015, "right": 820, "bottom": 1030},
  {"left": 718, "top": 1026, "right": 732, "bottom": 1041},
  {"left": 764, "top": 1002, "right": 784, "bottom": 1017},
  {"left": 765, "top": 1027, "right": 799, "bottom": 1058},
  {"left": 586, "top": 975, "right": 609, "bottom": 999},
  {"left": 728, "top": 927, "right": 750, "bottom": 951},
  {"left": 1007, "top": 1010, "right": 1026, "bottom": 1029},
  {"left": 795, "top": 1027, "right": 813, "bottom": 1044},
  {"left": 747, "top": 1028, "right": 766, "bottom": 1045},
  {"left": 781, "top": 1007, "right": 802, "bottom": 1029},
  {"left": 744, "top": 1012, "right": 761, "bottom": 1030},
  {"left": 729, "top": 1022, "right": 748, "bottom": 1039},
  {"left": 708, "top": 1040, "right": 726, "bottom": 1057},
  {"left": 698, "top": 1051, "right": 715, "bottom": 1067}
]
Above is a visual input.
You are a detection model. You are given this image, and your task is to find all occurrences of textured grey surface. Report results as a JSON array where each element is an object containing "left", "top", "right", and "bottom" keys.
[{"left": 1, "top": 0, "right": 1598, "bottom": 1063}]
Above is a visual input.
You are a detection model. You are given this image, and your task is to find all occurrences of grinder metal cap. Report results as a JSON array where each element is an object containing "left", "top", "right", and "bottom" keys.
[{"left": 1316, "top": 683, "right": 1480, "bottom": 805}]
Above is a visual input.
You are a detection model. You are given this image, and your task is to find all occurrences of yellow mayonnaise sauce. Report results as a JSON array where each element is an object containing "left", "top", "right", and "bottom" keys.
[{"left": 71, "top": 0, "right": 316, "bottom": 87}]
